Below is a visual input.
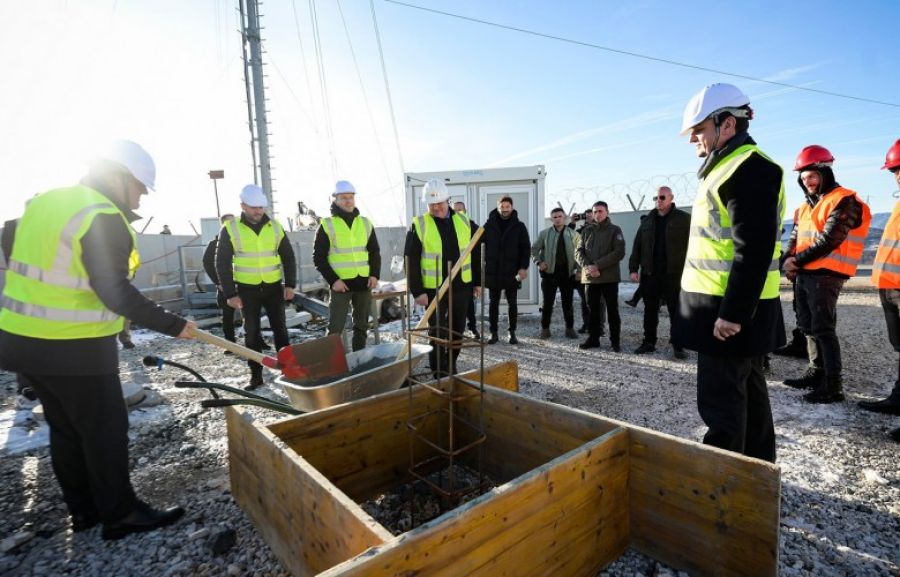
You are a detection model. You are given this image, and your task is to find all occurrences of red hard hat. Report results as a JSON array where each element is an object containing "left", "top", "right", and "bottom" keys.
[
  {"left": 794, "top": 145, "right": 834, "bottom": 172},
  {"left": 883, "top": 139, "right": 900, "bottom": 170}
]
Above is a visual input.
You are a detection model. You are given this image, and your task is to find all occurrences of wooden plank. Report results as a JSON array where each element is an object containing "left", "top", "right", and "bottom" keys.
[
  {"left": 225, "top": 407, "right": 391, "bottom": 577},
  {"left": 319, "top": 428, "right": 630, "bottom": 577},
  {"left": 454, "top": 361, "right": 519, "bottom": 392},
  {"left": 627, "top": 428, "right": 780, "bottom": 576},
  {"left": 455, "top": 385, "right": 618, "bottom": 482},
  {"left": 267, "top": 385, "right": 447, "bottom": 501}
]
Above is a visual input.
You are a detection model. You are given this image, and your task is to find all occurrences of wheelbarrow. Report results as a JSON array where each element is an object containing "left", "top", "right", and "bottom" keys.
[{"left": 144, "top": 341, "right": 432, "bottom": 414}]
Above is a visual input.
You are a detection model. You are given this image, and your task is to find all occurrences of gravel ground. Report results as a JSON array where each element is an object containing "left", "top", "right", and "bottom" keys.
[{"left": 1, "top": 285, "right": 898, "bottom": 577}]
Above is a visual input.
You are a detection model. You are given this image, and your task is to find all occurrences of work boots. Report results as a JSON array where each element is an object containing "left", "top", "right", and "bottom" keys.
[
  {"left": 508, "top": 331, "right": 519, "bottom": 345},
  {"left": 773, "top": 328, "right": 807, "bottom": 359},
  {"left": 804, "top": 374, "right": 845, "bottom": 404},
  {"left": 487, "top": 333, "right": 499, "bottom": 345},
  {"left": 539, "top": 328, "right": 551, "bottom": 339},
  {"left": 858, "top": 387, "right": 900, "bottom": 416},
  {"left": 783, "top": 367, "right": 824, "bottom": 390},
  {"left": 564, "top": 327, "right": 578, "bottom": 339}
]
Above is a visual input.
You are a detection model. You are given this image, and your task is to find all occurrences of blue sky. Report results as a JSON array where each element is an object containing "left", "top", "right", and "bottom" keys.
[{"left": 2, "top": 0, "right": 898, "bottom": 233}]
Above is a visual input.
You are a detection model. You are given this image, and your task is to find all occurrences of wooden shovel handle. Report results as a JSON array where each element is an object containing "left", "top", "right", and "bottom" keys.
[
  {"left": 398, "top": 225, "right": 484, "bottom": 360},
  {"left": 189, "top": 327, "right": 278, "bottom": 369}
]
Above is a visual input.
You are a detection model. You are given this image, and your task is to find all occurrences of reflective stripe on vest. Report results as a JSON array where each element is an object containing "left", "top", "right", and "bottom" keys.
[
  {"left": 412, "top": 213, "right": 472, "bottom": 289},
  {"left": 0, "top": 185, "right": 139, "bottom": 339},
  {"left": 322, "top": 215, "right": 372, "bottom": 279},
  {"left": 226, "top": 218, "right": 285, "bottom": 284},
  {"left": 795, "top": 187, "right": 872, "bottom": 277},
  {"left": 873, "top": 201, "right": 900, "bottom": 289},
  {"left": 681, "top": 144, "right": 785, "bottom": 298}
]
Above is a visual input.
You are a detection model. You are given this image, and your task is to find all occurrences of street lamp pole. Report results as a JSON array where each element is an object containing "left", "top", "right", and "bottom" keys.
[{"left": 208, "top": 170, "right": 225, "bottom": 218}]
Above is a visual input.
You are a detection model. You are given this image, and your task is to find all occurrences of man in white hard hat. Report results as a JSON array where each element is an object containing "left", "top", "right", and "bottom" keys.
[
  {"left": 405, "top": 178, "right": 482, "bottom": 377},
  {"left": 0, "top": 139, "right": 195, "bottom": 539},
  {"left": 673, "top": 83, "right": 785, "bottom": 463},
  {"left": 216, "top": 184, "right": 296, "bottom": 390},
  {"left": 313, "top": 180, "right": 381, "bottom": 351}
]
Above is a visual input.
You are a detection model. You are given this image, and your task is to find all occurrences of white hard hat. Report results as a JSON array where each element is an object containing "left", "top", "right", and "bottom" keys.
[
  {"left": 333, "top": 180, "right": 356, "bottom": 196},
  {"left": 680, "top": 83, "right": 751, "bottom": 136},
  {"left": 421, "top": 178, "right": 450, "bottom": 204},
  {"left": 239, "top": 184, "right": 268, "bottom": 208},
  {"left": 96, "top": 139, "right": 156, "bottom": 190}
]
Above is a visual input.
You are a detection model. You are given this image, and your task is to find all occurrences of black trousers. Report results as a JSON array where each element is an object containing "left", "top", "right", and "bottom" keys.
[
  {"left": 574, "top": 281, "right": 591, "bottom": 326},
  {"left": 586, "top": 283, "right": 620, "bottom": 345},
  {"left": 217, "top": 289, "right": 237, "bottom": 343},
  {"left": 238, "top": 283, "right": 290, "bottom": 377},
  {"left": 466, "top": 288, "right": 478, "bottom": 332},
  {"left": 540, "top": 273, "right": 575, "bottom": 329},
  {"left": 796, "top": 274, "right": 844, "bottom": 376},
  {"left": 696, "top": 354, "right": 776, "bottom": 463},
  {"left": 426, "top": 287, "right": 470, "bottom": 376},
  {"left": 488, "top": 287, "right": 518, "bottom": 333},
  {"left": 27, "top": 373, "right": 138, "bottom": 522},
  {"left": 640, "top": 273, "right": 681, "bottom": 346},
  {"left": 880, "top": 289, "right": 900, "bottom": 395}
]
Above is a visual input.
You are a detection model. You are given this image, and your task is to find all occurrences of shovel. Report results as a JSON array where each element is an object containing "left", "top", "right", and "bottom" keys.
[
  {"left": 189, "top": 327, "right": 309, "bottom": 379},
  {"left": 276, "top": 334, "right": 349, "bottom": 381},
  {"left": 190, "top": 328, "right": 349, "bottom": 382}
]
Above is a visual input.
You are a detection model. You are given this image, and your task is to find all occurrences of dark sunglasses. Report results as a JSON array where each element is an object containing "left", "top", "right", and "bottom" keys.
[{"left": 654, "top": 196, "right": 670, "bottom": 201}]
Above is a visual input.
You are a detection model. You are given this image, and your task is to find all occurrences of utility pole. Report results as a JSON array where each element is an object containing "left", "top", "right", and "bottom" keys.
[{"left": 240, "top": 0, "right": 275, "bottom": 215}]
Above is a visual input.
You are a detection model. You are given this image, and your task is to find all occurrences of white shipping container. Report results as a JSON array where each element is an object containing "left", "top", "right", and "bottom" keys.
[{"left": 405, "top": 166, "right": 545, "bottom": 312}]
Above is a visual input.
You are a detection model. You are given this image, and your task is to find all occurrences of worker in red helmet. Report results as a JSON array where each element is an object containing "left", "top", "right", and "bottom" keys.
[
  {"left": 859, "top": 139, "right": 900, "bottom": 442},
  {"left": 782, "top": 145, "right": 872, "bottom": 403}
]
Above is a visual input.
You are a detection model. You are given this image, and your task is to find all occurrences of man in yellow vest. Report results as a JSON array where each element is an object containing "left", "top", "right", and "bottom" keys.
[
  {"left": 782, "top": 145, "right": 871, "bottom": 403},
  {"left": 859, "top": 139, "right": 900, "bottom": 442},
  {"left": 215, "top": 184, "right": 296, "bottom": 390},
  {"left": 405, "top": 178, "right": 482, "bottom": 377},
  {"left": 0, "top": 140, "right": 195, "bottom": 539},
  {"left": 674, "top": 83, "right": 785, "bottom": 463},
  {"left": 313, "top": 180, "right": 381, "bottom": 351}
]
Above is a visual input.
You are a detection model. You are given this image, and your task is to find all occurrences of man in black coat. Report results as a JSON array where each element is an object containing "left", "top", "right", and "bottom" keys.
[
  {"left": 629, "top": 186, "right": 691, "bottom": 358},
  {"left": 483, "top": 196, "right": 531, "bottom": 344},
  {"left": 202, "top": 213, "right": 236, "bottom": 345},
  {"left": 674, "top": 83, "right": 785, "bottom": 463}
]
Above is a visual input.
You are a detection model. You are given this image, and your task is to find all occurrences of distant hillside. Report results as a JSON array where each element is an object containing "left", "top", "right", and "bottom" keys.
[{"left": 782, "top": 212, "right": 890, "bottom": 265}]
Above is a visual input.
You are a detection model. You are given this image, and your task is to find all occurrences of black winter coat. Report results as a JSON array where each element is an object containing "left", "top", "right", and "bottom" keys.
[
  {"left": 672, "top": 132, "right": 785, "bottom": 357},
  {"left": 628, "top": 207, "right": 691, "bottom": 276},
  {"left": 483, "top": 208, "right": 531, "bottom": 290}
]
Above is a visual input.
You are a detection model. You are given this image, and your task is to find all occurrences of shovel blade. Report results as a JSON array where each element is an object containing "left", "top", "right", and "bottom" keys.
[{"left": 277, "top": 334, "right": 349, "bottom": 380}]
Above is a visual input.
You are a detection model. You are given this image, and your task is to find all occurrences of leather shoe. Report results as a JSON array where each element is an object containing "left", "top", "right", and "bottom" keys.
[
  {"left": 579, "top": 339, "right": 600, "bottom": 350},
  {"left": 673, "top": 348, "right": 687, "bottom": 360},
  {"left": 858, "top": 397, "right": 900, "bottom": 416},
  {"left": 245, "top": 374, "right": 264, "bottom": 391},
  {"left": 102, "top": 501, "right": 185, "bottom": 541},
  {"left": 121, "top": 341, "right": 135, "bottom": 349},
  {"left": 71, "top": 511, "right": 100, "bottom": 533},
  {"left": 539, "top": 328, "right": 551, "bottom": 339},
  {"left": 487, "top": 333, "right": 499, "bottom": 344},
  {"left": 624, "top": 298, "right": 638, "bottom": 308},
  {"left": 611, "top": 343, "right": 621, "bottom": 353},
  {"left": 633, "top": 342, "right": 655, "bottom": 355},
  {"left": 565, "top": 327, "right": 578, "bottom": 339},
  {"left": 508, "top": 332, "right": 519, "bottom": 345}
]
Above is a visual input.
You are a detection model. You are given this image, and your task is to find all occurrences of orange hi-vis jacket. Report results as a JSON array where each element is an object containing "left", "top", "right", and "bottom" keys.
[
  {"left": 795, "top": 187, "right": 872, "bottom": 276},
  {"left": 872, "top": 201, "right": 900, "bottom": 289}
]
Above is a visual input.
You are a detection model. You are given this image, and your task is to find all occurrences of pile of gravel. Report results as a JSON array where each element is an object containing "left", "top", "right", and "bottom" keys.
[{"left": 0, "top": 285, "right": 897, "bottom": 576}]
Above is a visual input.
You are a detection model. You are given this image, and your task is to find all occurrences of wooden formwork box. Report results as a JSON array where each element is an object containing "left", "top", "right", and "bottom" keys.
[{"left": 225, "top": 362, "right": 780, "bottom": 576}]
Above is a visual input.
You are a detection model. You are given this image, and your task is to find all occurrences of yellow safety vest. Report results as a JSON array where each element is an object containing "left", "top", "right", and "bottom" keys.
[
  {"left": 321, "top": 215, "right": 373, "bottom": 280},
  {"left": 226, "top": 218, "right": 285, "bottom": 285},
  {"left": 0, "top": 185, "right": 140, "bottom": 339},
  {"left": 681, "top": 144, "right": 785, "bottom": 298},
  {"left": 412, "top": 213, "right": 472, "bottom": 289}
]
